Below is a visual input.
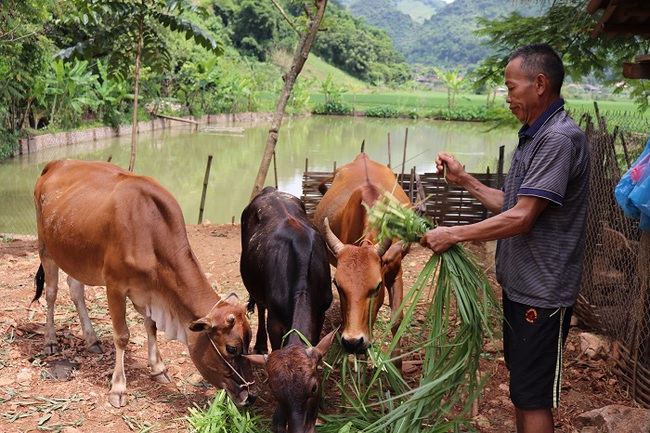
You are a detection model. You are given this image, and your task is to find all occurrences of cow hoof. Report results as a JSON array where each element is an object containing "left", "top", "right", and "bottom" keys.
[
  {"left": 87, "top": 342, "right": 103, "bottom": 354},
  {"left": 150, "top": 371, "right": 171, "bottom": 384},
  {"left": 44, "top": 343, "right": 60, "bottom": 356},
  {"left": 108, "top": 391, "right": 127, "bottom": 408}
]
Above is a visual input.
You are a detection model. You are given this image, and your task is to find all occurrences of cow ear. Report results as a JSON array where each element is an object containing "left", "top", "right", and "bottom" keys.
[
  {"left": 189, "top": 318, "right": 211, "bottom": 332},
  {"left": 222, "top": 293, "right": 239, "bottom": 306},
  {"left": 243, "top": 353, "right": 268, "bottom": 367},
  {"left": 311, "top": 328, "right": 338, "bottom": 360}
]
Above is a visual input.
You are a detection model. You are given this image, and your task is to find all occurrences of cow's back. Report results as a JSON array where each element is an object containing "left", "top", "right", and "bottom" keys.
[
  {"left": 35, "top": 159, "right": 189, "bottom": 288},
  {"left": 241, "top": 187, "right": 332, "bottom": 346},
  {"left": 314, "top": 153, "right": 409, "bottom": 242}
]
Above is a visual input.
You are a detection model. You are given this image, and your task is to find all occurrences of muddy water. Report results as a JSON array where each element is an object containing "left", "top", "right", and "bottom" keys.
[{"left": 0, "top": 116, "right": 515, "bottom": 234}]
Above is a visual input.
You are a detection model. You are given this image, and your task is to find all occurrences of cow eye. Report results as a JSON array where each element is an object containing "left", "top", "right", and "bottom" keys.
[
  {"left": 226, "top": 345, "right": 238, "bottom": 356},
  {"left": 310, "top": 382, "right": 319, "bottom": 396}
]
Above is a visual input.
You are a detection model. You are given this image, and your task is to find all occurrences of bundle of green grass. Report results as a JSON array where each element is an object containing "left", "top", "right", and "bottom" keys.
[{"left": 320, "top": 190, "right": 501, "bottom": 433}]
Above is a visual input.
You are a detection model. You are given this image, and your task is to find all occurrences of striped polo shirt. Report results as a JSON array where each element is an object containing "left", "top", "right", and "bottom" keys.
[{"left": 495, "top": 99, "right": 591, "bottom": 308}]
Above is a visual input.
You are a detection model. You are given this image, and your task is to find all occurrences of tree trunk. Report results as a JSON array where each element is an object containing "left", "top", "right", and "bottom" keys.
[
  {"left": 249, "top": 0, "right": 328, "bottom": 201},
  {"left": 129, "top": 6, "right": 144, "bottom": 172}
]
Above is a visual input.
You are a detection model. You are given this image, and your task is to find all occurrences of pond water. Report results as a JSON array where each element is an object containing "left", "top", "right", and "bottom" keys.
[{"left": 0, "top": 115, "right": 516, "bottom": 234}]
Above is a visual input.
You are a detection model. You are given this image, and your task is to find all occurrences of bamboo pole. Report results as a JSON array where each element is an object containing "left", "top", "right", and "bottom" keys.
[
  {"left": 198, "top": 155, "right": 213, "bottom": 224},
  {"left": 273, "top": 150, "right": 278, "bottom": 189},
  {"left": 400, "top": 128, "right": 409, "bottom": 189},
  {"left": 387, "top": 132, "right": 392, "bottom": 168},
  {"left": 154, "top": 113, "right": 199, "bottom": 125}
]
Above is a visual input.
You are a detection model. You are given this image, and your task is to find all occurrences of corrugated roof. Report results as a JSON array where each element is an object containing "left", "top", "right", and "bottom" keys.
[
  {"left": 588, "top": 0, "right": 650, "bottom": 39},
  {"left": 587, "top": 0, "right": 650, "bottom": 79}
]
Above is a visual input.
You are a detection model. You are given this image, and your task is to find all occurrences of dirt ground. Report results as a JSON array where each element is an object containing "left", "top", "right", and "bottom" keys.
[{"left": 0, "top": 224, "right": 637, "bottom": 433}]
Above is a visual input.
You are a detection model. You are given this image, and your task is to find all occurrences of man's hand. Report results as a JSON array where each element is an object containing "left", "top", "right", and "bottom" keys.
[
  {"left": 419, "top": 226, "right": 458, "bottom": 254},
  {"left": 436, "top": 152, "right": 466, "bottom": 185}
]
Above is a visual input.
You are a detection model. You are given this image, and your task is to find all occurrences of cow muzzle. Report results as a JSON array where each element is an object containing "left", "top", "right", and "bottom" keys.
[{"left": 340, "top": 334, "right": 370, "bottom": 354}]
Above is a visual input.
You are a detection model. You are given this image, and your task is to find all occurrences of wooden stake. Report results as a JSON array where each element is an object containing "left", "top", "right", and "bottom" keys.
[
  {"left": 273, "top": 150, "right": 278, "bottom": 189},
  {"left": 401, "top": 127, "right": 408, "bottom": 189},
  {"left": 387, "top": 132, "right": 392, "bottom": 168},
  {"left": 198, "top": 154, "right": 213, "bottom": 224}
]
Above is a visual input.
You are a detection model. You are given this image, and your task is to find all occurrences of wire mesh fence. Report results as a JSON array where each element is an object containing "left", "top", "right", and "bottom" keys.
[{"left": 575, "top": 111, "right": 650, "bottom": 408}]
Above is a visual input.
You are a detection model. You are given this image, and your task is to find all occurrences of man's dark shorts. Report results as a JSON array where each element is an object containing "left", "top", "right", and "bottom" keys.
[{"left": 502, "top": 292, "right": 572, "bottom": 409}]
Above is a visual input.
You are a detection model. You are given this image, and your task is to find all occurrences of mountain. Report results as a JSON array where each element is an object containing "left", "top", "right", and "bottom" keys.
[
  {"left": 343, "top": 0, "right": 543, "bottom": 69},
  {"left": 347, "top": 0, "right": 416, "bottom": 54},
  {"left": 340, "top": 0, "right": 447, "bottom": 23}
]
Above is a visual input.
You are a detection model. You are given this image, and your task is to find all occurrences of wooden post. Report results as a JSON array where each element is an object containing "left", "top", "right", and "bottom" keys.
[
  {"left": 409, "top": 166, "right": 416, "bottom": 204},
  {"left": 198, "top": 155, "right": 213, "bottom": 224},
  {"left": 387, "top": 132, "right": 392, "bottom": 168},
  {"left": 273, "top": 150, "right": 278, "bottom": 189},
  {"left": 401, "top": 128, "right": 408, "bottom": 189},
  {"left": 305, "top": 158, "right": 309, "bottom": 173},
  {"left": 154, "top": 113, "right": 199, "bottom": 124},
  {"left": 497, "top": 145, "right": 505, "bottom": 189},
  {"left": 632, "top": 231, "right": 650, "bottom": 401}
]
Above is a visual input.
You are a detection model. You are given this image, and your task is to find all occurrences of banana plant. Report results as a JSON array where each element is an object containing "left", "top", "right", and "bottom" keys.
[
  {"left": 93, "top": 59, "right": 128, "bottom": 126},
  {"left": 434, "top": 66, "right": 466, "bottom": 109},
  {"left": 44, "top": 59, "right": 97, "bottom": 127},
  {"left": 57, "top": 0, "right": 224, "bottom": 171}
]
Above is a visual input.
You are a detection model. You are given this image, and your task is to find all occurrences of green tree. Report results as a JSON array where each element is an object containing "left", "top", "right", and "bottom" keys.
[
  {"left": 0, "top": 0, "right": 56, "bottom": 155},
  {"left": 312, "top": 2, "right": 409, "bottom": 85},
  {"left": 230, "top": 0, "right": 286, "bottom": 61},
  {"left": 58, "top": 0, "right": 223, "bottom": 170},
  {"left": 250, "top": 0, "right": 329, "bottom": 199},
  {"left": 474, "top": 0, "right": 650, "bottom": 110}
]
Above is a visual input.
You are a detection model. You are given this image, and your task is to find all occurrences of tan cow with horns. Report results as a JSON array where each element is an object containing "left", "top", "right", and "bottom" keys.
[
  {"left": 32, "top": 159, "right": 255, "bottom": 408},
  {"left": 314, "top": 152, "right": 410, "bottom": 355}
]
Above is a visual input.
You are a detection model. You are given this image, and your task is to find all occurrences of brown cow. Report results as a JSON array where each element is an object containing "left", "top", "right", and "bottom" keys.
[
  {"left": 314, "top": 152, "right": 410, "bottom": 354},
  {"left": 32, "top": 159, "right": 255, "bottom": 408}
]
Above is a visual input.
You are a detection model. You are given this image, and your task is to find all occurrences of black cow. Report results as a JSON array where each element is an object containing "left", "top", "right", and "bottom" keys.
[{"left": 240, "top": 187, "right": 335, "bottom": 433}]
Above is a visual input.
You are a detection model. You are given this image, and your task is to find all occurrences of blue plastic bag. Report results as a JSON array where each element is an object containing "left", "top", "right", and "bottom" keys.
[{"left": 615, "top": 135, "right": 650, "bottom": 231}]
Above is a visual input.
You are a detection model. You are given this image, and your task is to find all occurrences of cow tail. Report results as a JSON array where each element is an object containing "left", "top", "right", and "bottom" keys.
[
  {"left": 32, "top": 264, "right": 45, "bottom": 303},
  {"left": 246, "top": 298, "right": 256, "bottom": 314}
]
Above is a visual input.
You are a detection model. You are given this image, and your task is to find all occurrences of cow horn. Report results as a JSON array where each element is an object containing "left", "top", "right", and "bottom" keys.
[
  {"left": 323, "top": 217, "right": 344, "bottom": 257},
  {"left": 375, "top": 235, "right": 393, "bottom": 257},
  {"left": 226, "top": 314, "right": 235, "bottom": 325}
]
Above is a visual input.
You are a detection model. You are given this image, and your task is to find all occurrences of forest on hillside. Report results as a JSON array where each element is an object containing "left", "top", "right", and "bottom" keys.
[{"left": 345, "top": 0, "right": 543, "bottom": 69}]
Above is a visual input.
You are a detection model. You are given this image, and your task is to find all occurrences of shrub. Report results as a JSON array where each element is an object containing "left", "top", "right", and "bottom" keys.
[
  {"left": 312, "top": 101, "right": 353, "bottom": 115},
  {"left": 364, "top": 105, "right": 399, "bottom": 118}
]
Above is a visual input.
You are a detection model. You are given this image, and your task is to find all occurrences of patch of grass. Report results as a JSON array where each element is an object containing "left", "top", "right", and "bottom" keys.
[{"left": 187, "top": 389, "right": 267, "bottom": 433}]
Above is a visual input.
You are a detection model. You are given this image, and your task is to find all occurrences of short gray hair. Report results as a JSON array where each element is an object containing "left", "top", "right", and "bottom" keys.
[{"left": 509, "top": 43, "right": 564, "bottom": 95}]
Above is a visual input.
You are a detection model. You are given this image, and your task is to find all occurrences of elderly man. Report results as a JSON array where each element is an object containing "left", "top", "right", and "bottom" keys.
[{"left": 420, "top": 43, "right": 591, "bottom": 433}]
